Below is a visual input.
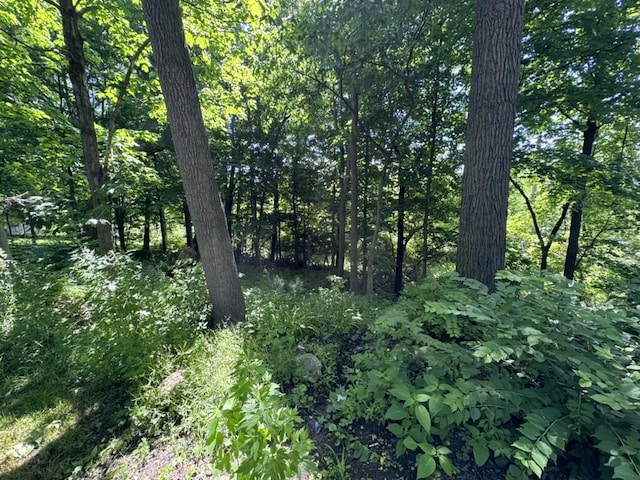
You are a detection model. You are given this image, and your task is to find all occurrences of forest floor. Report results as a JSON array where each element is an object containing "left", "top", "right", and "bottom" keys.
[{"left": 0, "top": 243, "right": 515, "bottom": 480}]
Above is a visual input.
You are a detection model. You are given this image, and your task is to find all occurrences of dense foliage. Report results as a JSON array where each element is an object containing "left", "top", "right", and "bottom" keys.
[{"left": 333, "top": 271, "right": 640, "bottom": 479}]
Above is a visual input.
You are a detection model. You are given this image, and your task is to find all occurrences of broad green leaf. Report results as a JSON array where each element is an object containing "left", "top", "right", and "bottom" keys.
[
  {"left": 416, "top": 453, "right": 437, "bottom": 479},
  {"left": 415, "top": 404, "right": 431, "bottom": 435},
  {"left": 473, "top": 444, "right": 490, "bottom": 466}
]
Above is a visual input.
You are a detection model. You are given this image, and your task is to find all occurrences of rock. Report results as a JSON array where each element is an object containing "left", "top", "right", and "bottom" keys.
[
  {"left": 159, "top": 369, "right": 185, "bottom": 395},
  {"left": 295, "top": 353, "right": 322, "bottom": 379}
]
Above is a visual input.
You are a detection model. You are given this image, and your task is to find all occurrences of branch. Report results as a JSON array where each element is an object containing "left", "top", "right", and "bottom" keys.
[
  {"left": 510, "top": 177, "right": 544, "bottom": 250},
  {"left": 103, "top": 38, "right": 151, "bottom": 171},
  {"left": 544, "top": 202, "right": 570, "bottom": 251}
]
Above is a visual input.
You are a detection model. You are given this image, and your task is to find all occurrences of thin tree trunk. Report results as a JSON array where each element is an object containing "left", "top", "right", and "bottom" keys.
[
  {"left": 422, "top": 72, "right": 439, "bottom": 277},
  {"left": 456, "top": 0, "right": 525, "bottom": 291},
  {"left": 142, "top": 206, "right": 151, "bottom": 253},
  {"left": 337, "top": 145, "right": 347, "bottom": 276},
  {"left": 349, "top": 86, "right": 359, "bottom": 293},
  {"left": 183, "top": 198, "right": 193, "bottom": 247},
  {"left": 159, "top": 207, "right": 167, "bottom": 253},
  {"left": 394, "top": 179, "right": 406, "bottom": 296},
  {"left": 59, "top": 0, "right": 114, "bottom": 254},
  {"left": 563, "top": 119, "right": 598, "bottom": 280},
  {"left": 114, "top": 202, "right": 127, "bottom": 251},
  {"left": 365, "top": 158, "right": 390, "bottom": 297},
  {"left": 143, "top": 0, "right": 245, "bottom": 326}
]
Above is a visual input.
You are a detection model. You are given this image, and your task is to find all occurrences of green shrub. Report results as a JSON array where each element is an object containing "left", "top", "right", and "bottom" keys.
[
  {"left": 341, "top": 270, "right": 640, "bottom": 479},
  {"left": 206, "top": 359, "right": 316, "bottom": 480}
]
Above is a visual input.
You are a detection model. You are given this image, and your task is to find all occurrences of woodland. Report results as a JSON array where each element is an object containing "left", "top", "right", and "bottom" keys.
[{"left": 1, "top": 0, "right": 640, "bottom": 479}]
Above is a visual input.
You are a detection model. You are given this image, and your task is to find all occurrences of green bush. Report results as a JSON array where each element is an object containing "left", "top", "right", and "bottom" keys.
[
  {"left": 340, "top": 270, "right": 640, "bottom": 479},
  {"left": 206, "top": 359, "right": 316, "bottom": 480}
]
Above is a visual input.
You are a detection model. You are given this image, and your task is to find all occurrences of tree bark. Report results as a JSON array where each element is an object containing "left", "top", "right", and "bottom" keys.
[
  {"left": 456, "top": 0, "right": 525, "bottom": 291},
  {"left": 563, "top": 119, "right": 598, "bottom": 280},
  {"left": 348, "top": 86, "right": 359, "bottom": 293},
  {"left": 143, "top": 0, "right": 245, "bottom": 326},
  {"left": 59, "top": 0, "right": 114, "bottom": 254},
  {"left": 0, "top": 215, "right": 11, "bottom": 260}
]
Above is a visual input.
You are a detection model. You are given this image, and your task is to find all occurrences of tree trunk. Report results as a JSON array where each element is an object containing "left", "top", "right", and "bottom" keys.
[
  {"left": 422, "top": 72, "right": 439, "bottom": 277},
  {"left": 456, "top": 0, "right": 525, "bottom": 291},
  {"left": 183, "top": 198, "right": 193, "bottom": 247},
  {"left": 59, "top": 0, "right": 114, "bottom": 254},
  {"left": 394, "top": 180, "right": 406, "bottom": 296},
  {"left": 0, "top": 216, "right": 11, "bottom": 260},
  {"left": 142, "top": 204, "right": 151, "bottom": 253},
  {"left": 143, "top": 0, "right": 245, "bottom": 326},
  {"left": 337, "top": 145, "right": 347, "bottom": 276},
  {"left": 563, "top": 119, "right": 598, "bottom": 280},
  {"left": 224, "top": 165, "right": 236, "bottom": 236},
  {"left": 114, "top": 202, "right": 127, "bottom": 251},
  {"left": 365, "top": 158, "right": 389, "bottom": 298},
  {"left": 348, "top": 86, "right": 359, "bottom": 293},
  {"left": 159, "top": 207, "right": 167, "bottom": 254}
]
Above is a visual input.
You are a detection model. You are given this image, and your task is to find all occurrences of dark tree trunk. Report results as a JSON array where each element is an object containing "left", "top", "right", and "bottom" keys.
[
  {"left": 183, "top": 198, "right": 193, "bottom": 247},
  {"left": 563, "top": 119, "right": 598, "bottom": 280},
  {"left": 349, "top": 86, "right": 359, "bottom": 293},
  {"left": 143, "top": 0, "right": 245, "bottom": 326},
  {"left": 59, "top": 0, "right": 114, "bottom": 254},
  {"left": 142, "top": 206, "right": 151, "bottom": 253},
  {"left": 114, "top": 203, "right": 127, "bottom": 251},
  {"left": 159, "top": 207, "right": 167, "bottom": 253},
  {"left": 270, "top": 184, "right": 280, "bottom": 262},
  {"left": 394, "top": 181, "right": 407, "bottom": 296},
  {"left": 456, "top": 0, "right": 525, "bottom": 291}
]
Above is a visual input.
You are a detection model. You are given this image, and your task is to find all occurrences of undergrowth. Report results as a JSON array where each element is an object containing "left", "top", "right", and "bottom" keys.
[{"left": 333, "top": 270, "right": 640, "bottom": 479}]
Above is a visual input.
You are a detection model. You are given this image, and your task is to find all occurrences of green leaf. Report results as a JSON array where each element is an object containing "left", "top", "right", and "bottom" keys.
[
  {"left": 387, "top": 423, "right": 404, "bottom": 437},
  {"left": 389, "top": 385, "right": 412, "bottom": 401},
  {"left": 439, "top": 454, "right": 455, "bottom": 476},
  {"left": 473, "top": 444, "right": 490, "bottom": 466},
  {"left": 403, "top": 436, "right": 419, "bottom": 451},
  {"left": 385, "top": 402, "right": 408, "bottom": 421},
  {"left": 415, "top": 404, "right": 431, "bottom": 435},
  {"left": 417, "top": 453, "right": 437, "bottom": 479}
]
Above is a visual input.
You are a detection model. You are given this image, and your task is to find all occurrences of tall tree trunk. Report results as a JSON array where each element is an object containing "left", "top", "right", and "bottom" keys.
[
  {"left": 270, "top": 183, "right": 280, "bottom": 262},
  {"left": 394, "top": 179, "right": 407, "bottom": 296},
  {"left": 59, "top": 0, "right": 114, "bottom": 254},
  {"left": 159, "top": 207, "right": 167, "bottom": 253},
  {"left": 456, "top": 0, "right": 525, "bottom": 291},
  {"left": 422, "top": 72, "right": 440, "bottom": 277},
  {"left": 143, "top": 0, "right": 245, "bottom": 326},
  {"left": 361, "top": 138, "right": 370, "bottom": 291},
  {"left": 337, "top": 146, "right": 347, "bottom": 276},
  {"left": 365, "top": 158, "right": 390, "bottom": 297},
  {"left": 183, "top": 198, "right": 193, "bottom": 247},
  {"left": 563, "top": 120, "right": 598, "bottom": 280},
  {"left": 349, "top": 86, "right": 359, "bottom": 292}
]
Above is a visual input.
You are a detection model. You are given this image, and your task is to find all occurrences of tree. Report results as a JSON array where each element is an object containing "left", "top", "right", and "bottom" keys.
[
  {"left": 142, "top": 0, "right": 245, "bottom": 326},
  {"left": 456, "top": 0, "right": 525, "bottom": 290},
  {"left": 56, "top": 0, "right": 115, "bottom": 254}
]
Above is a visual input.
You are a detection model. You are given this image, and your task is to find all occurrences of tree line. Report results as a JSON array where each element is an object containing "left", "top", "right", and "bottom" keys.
[{"left": 1, "top": 0, "right": 638, "bottom": 322}]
